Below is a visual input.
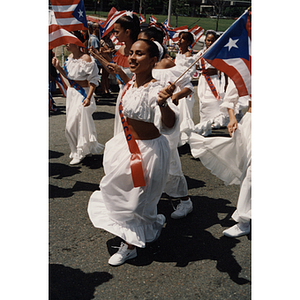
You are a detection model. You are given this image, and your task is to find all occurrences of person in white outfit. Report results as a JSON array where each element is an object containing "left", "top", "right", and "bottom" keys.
[
  {"left": 193, "top": 30, "right": 228, "bottom": 136},
  {"left": 220, "top": 80, "right": 251, "bottom": 237},
  {"left": 138, "top": 28, "right": 194, "bottom": 219},
  {"left": 189, "top": 78, "right": 251, "bottom": 238},
  {"left": 88, "top": 40, "right": 178, "bottom": 266},
  {"left": 175, "top": 31, "right": 196, "bottom": 146},
  {"left": 52, "top": 31, "right": 104, "bottom": 165}
]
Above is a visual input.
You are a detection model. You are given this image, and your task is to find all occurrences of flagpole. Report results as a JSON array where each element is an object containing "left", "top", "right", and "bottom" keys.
[{"left": 168, "top": 0, "right": 172, "bottom": 26}]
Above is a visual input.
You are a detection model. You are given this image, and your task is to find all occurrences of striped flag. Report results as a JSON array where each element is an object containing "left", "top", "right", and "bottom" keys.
[
  {"left": 139, "top": 13, "right": 145, "bottom": 24},
  {"left": 49, "top": 24, "right": 85, "bottom": 50},
  {"left": 50, "top": 0, "right": 88, "bottom": 31},
  {"left": 163, "top": 19, "right": 171, "bottom": 29},
  {"left": 54, "top": 73, "right": 68, "bottom": 97},
  {"left": 166, "top": 25, "right": 188, "bottom": 43},
  {"left": 149, "top": 15, "right": 157, "bottom": 23},
  {"left": 110, "top": 33, "right": 125, "bottom": 47},
  {"left": 202, "top": 10, "right": 251, "bottom": 97},
  {"left": 189, "top": 25, "right": 204, "bottom": 48},
  {"left": 99, "top": 7, "right": 128, "bottom": 38}
]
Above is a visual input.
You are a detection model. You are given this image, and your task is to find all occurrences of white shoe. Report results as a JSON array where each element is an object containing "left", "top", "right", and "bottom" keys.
[
  {"left": 223, "top": 222, "right": 250, "bottom": 238},
  {"left": 108, "top": 242, "right": 137, "bottom": 266},
  {"left": 70, "top": 157, "right": 83, "bottom": 165},
  {"left": 171, "top": 198, "right": 193, "bottom": 219}
]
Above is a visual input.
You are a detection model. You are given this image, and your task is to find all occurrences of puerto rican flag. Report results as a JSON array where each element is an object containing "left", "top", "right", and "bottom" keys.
[
  {"left": 189, "top": 25, "right": 204, "bottom": 48},
  {"left": 99, "top": 7, "right": 128, "bottom": 38},
  {"left": 166, "top": 25, "right": 188, "bottom": 43},
  {"left": 163, "top": 19, "right": 171, "bottom": 29},
  {"left": 50, "top": 0, "right": 88, "bottom": 31},
  {"left": 139, "top": 13, "right": 145, "bottom": 24},
  {"left": 49, "top": 24, "right": 86, "bottom": 50},
  {"left": 149, "top": 15, "right": 157, "bottom": 23},
  {"left": 110, "top": 33, "right": 125, "bottom": 47},
  {"left": 202, "top": 10, "right": 251, "bottom": 97},
  {"left": 54, "top": 73, "right": 68, "bottom": 97}
]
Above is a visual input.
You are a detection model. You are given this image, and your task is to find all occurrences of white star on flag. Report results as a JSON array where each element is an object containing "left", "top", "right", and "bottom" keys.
[
  {"left": 224, "top": 38, "right": 239, "bottom": 51},
  {"left": 78, "top": 9, "right": 84, "bottom": 18}
]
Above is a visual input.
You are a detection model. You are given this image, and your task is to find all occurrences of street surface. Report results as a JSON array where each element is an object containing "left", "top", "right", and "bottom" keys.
[{"left": 49, "top": 84, "right": 251, "bottom": 299}]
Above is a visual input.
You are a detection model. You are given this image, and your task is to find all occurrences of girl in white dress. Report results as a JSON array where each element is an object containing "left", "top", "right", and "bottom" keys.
[
  {"left": 175, "top": 31, "right": 196, "bottom": 146},
  {"left": 89, "top": 13, "right": 140, "bottom": 136},
  {"left": 52, "top": 31, "right": 104, "bottom": 165},
  {"left": 88, "top": 40, "right": 177, "bottom": 266},
  {"left": 137, "top": 28, "right": 194, "bottom": 219},
  {"left": 189, "top": 79, "right": 251, "bottom": 237},
  {"left": 194, "top": 30, "right": 228, "bottom": 136}
]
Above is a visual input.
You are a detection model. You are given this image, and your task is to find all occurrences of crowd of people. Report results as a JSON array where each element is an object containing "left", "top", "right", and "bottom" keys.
[{"left": 50, "top": 12, "right": 251, "bottom": 266}]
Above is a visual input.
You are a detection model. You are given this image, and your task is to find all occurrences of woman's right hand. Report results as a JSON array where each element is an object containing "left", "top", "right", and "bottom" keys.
[
  {"left": 227, "top": 118, "right": 238, "bottom": 137},
  {"left": 52, "top": 57, "right": 60, "bottom": 68}
]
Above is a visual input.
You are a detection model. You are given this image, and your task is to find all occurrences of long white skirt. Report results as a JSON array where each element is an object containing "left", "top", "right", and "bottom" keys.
[
  {"left": 65, "top": 87, "right": 104, "bottom": 160},
  {"left": 195, "top": 75, "right": 228, "bottom": 136},
  {"left": 189, "top": 112, "right": 251, "bottom": 186},
  {"left": 190, "top": 113, "right": 251, "bottom": 222},
  {"left": 178, "top": 93, "right": 195, "bottom": 147},
  {"left": 88, "top": 132, "right": 170, "bottom": 248}
]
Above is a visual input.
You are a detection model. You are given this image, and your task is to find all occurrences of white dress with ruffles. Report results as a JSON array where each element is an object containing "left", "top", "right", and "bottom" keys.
[
  {"left": 174, "top": 53, "right": 197, "bottom": 146},
  {"left": 88, "top": 80, "right": 178, "bottom": 248},
  {"left": 152, "top": 67, "right": 193, "bottom": 198},
  {"left": 64, "top": 56, "right": 104, "bottom": 160},
  {"left": 194, "top": 50, "right": 228, "bottom": 136},
  {"left": 189, "top": 79, "right": 251, "bottom": 223}
]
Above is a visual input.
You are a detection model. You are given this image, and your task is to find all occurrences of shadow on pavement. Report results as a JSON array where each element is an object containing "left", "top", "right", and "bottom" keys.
[
  {"left": 106, "top": 195, "right": 250, "bottom": 285},
  {"left": 49, "top": 264, "right": 113, "bottom": 300},
  {"left": 92, "top": 111, "right": 115, "bottom": 120},
  {"left": 49, "top": 162, "right": 81, "bottom": 179},
  {"left": 49, "top": 181, "right": 100, "bottom": 199},
  {"left": 49, "top": 150, "right": 64, "bottom": 159}
]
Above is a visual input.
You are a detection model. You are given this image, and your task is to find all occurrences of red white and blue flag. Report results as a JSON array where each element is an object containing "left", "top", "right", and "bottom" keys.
[
  {"left": 50, "top": 0, "right": 88, "bottom": 31},
  {"left": 189, "top": 25, "right": 204, "bottom": 48},
  {"left": 149, "top": 15, "right": 157, "bottom": 23},
  {"left": 99, "top": 7, "right": 127, "bottom": 38},
  {"left": 166, "top": 25, "right": 188, "bottom": 43},
  {"left": 49, "top": 24, "right": 86, "bottom": 50},
  {"left": 202, "top": 10, "right": 251, "bottom": 97},
  {"left": 139, "top": 13, "right": 145, "bottom": 24},
  {"left": 163, "top": 19, "right": 171, "bottom": 29},
  {"left": 54, "top": 73, "right": 68, "bottom": 97}
]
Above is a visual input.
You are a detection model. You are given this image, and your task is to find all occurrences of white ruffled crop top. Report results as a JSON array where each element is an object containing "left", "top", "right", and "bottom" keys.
[
  {"left": 122, "top": 80, "right": 179, "bottom": 134},
  {"left": 122, "top": 81, "right": 163, "bottom": 123},
  {"left": 65, "top": 56, "right": 100, "bottom": 86}
]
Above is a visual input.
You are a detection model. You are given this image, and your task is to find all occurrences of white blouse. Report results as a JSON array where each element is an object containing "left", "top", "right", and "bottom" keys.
[
  {"left": 65, "top": 56, "right": 100, "bottom": 86},
  {"left": 122, "top": 81, "right": 162, "bottom": 123},
  {"left": 122, "top": 80, "right": 178, "bottom": 134}
]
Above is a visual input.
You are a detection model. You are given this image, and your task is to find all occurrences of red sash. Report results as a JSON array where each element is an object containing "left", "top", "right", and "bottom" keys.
[
  {"left": 200, "top": 57, "right": 221, "bottom": 100},
  {"left": 119, "top": 81, "right": 146, "bottom": 187}
]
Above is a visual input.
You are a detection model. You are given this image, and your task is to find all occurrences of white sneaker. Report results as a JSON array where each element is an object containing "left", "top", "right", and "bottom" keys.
[
  {"left": 223, "top": 222, "right": 250, "bottom": 238},
  {"left": 171, "top": 198, "right": 193, "bottom": 219},
  {"left": 108, "top": 242, "right": 137, "bottom": 266},
  {"left": 70, "top": 157, "right": 83, "bottom": 165}
]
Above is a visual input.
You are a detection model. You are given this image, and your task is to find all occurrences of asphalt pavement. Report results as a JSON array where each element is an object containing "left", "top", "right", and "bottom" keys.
[{"left": 49, "top": 84, "right": 251, "bottom": 300}]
